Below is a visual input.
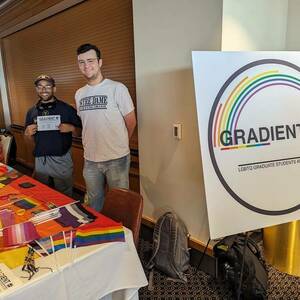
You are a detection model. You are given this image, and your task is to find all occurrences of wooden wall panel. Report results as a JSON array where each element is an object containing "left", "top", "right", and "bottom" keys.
[
  {"left": 2, "top": 0, "right": 139, "bottom": 192},
  {"left": 72, "top": 140, "right": 85, "bottom": 191},
  {"left": 10, "top": 126, "right": 34, "bottom": 168},
  {"left": 2, "top": 0, "right": 138, "bottom": 150},
  {"left": 0, "top": 0, "right": 64, "bottom": 36}
]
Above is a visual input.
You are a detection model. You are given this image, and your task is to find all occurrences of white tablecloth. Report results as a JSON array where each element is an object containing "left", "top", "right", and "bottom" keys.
[{"left": 0, "top": 228, "right": 148, "bottom": 300}]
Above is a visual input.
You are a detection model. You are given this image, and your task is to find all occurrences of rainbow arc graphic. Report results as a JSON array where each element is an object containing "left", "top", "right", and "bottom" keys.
[{"left": 213, "top": 70, "right": 300, "bottom": 150}]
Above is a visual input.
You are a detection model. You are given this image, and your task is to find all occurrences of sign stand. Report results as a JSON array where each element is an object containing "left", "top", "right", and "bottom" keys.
[
  {"left": 237, "top": 232, "right": 250, "bottom": 300},
  {"left": 194, "top": 238, "right": 211, "bottom": 274}
]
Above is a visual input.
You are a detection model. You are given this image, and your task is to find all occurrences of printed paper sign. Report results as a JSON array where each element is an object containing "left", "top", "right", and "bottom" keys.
[
  {"left": 192, "top": 51, "right": 300, "bottom": 239},
  {"left": 0, "top": 263, "right": 22, "bottom": 291},
  {"left": 37, "top": 115, "right": 61, "bottom": 131}
]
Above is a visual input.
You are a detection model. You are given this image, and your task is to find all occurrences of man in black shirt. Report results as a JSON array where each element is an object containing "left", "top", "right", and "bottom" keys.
[{"left": 25, "top": 74, "right": 81, "bottom": 197}]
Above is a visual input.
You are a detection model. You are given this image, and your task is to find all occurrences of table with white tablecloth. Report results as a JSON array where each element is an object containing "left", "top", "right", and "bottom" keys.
[{"left": 0, "top": 228, "right": 147, "bottom": 300}]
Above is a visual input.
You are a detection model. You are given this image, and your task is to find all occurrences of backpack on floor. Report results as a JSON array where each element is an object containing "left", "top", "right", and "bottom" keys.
[
  {"left": 147, "top": 211, "right": 190, "bottom": 285},
  {"left": 214, "top": 234, "right": 268, "bottom": 300}
]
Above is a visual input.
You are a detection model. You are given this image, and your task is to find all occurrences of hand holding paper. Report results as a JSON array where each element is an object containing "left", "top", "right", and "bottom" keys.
[
  {"left": 25, "top": 124, "right": 37, "bottom": 136},
  {"left": 37, "top": 115, "right": 61, "bottom": 131},
  {"left": 59, "top": 123, "right": 75, "bottom": 133}
]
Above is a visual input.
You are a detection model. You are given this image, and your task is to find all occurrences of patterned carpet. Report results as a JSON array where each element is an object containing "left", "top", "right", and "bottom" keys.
[{"left": 137, "top": 238, "right": 300, "bottom": 300}]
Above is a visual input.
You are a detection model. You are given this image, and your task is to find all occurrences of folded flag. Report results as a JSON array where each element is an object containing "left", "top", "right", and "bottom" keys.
[
  {"left": 30, "top": 208, "right": 61, "bottom": 225},
  {"left": 74, "top": 203, "right": 96, "bottom": 221},
  {"left": 3, "top": 221, "right": 40, "bottom": 247},
  {"left": 74, "top": 223, "right": 125, "bottom": 247},
  {"left": 65, "top": 202, "right": 96, "bottom": 224},
  {"left": 55, "top": 203, "right": 96, "bottom": 228},
  {"left": 14, "top": 198, "right": 37, "bottom": 210},
  {"left": 55, "top": 207, "right": 81, "bottom": 228},
  {"left": 0, "top": 209, "right": 15, "bottom": 227}
]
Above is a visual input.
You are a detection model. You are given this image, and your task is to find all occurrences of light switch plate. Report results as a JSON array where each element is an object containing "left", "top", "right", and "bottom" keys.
[{"left": 173, "top": 123, "right": 182, "bottom": 140}]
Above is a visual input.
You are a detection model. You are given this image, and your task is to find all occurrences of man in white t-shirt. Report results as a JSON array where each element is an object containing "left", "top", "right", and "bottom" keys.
[{"left": 75, "top": 43, "right": 136, "bottom": 211}]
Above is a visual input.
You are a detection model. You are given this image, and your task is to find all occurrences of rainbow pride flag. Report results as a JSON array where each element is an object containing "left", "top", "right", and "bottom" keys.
[
  {"left": 30, "top": 231, "right": 74, "bottom": 255},
  {"left": 74, "top": 223, "right": 125, "bottom": 247},
  {"left": 51, "top": 232, "right": 66, "bottom": 252},
  {"left": 14, "top": 198, "right": 37, "bottom": 210}
]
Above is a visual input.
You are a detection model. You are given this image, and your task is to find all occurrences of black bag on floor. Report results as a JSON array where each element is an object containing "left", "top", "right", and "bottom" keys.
[
  {"left": 146, "top": 212, "right": 190, "bottom": 287},
  {"left": 214, "top": 234, "right": 268, "bottom": 300}
]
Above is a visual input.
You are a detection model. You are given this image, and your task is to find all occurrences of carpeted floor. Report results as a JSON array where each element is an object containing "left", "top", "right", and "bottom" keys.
[{"left": 137, "top": 238, "right": 300, "bottom": 300}]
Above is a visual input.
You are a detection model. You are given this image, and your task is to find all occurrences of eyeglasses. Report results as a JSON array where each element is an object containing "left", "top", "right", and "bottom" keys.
[
  {"left": 78, "top": 58, "right": 99, "bottom": 66},
  {"left": 36, "top": 84, "right": 53, "bottom": 90}
]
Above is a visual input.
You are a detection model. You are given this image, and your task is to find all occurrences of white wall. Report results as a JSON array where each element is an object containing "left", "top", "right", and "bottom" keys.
[
  {"left": 286, "top": 0, "right": 300, "bottom": 50},
  {"left": 133, "top": 0, "right": 223, "bottom": 242},
  {"left": 222, "top": 0, "right": 288, "bottom": 50},
  {"left": 133, "top": 0, "right": 297, "bottom": 245}
]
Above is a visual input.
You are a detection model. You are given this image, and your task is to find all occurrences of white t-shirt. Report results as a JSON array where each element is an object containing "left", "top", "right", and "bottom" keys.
[{"left": 75, "top": 79, "right": 134, "bottom": 162}]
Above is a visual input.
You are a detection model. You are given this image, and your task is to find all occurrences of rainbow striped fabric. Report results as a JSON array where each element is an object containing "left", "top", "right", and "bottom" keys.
[
  {"left": 30, "top": 231, "right": 74, "bottom": 255},
  {"left": 14, "top": 198, "right": 37, "bottom": 210},
  {"left": 3, "top": 222, "right": 40, "bottom": 247},
  {"left": 37, "top": 231, "right": 75, "bottom": 254},
  {"left": 74, "top": 223, "right": 125, "bottom": 247}
]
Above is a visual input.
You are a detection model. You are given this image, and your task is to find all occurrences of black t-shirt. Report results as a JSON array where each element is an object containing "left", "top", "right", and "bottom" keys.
[{"left": 25, "top": 99, "right": 82, "bottom": 157}]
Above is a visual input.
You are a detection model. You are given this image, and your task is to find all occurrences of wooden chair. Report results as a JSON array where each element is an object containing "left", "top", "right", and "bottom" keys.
[{"left": 102, "top": 188, "right": 143, "bottom": 248}]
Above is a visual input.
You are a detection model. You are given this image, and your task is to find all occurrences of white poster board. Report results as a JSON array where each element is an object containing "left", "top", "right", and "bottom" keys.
[{"left": 192, "top": 51, "right": 300, "bottom": 239}]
